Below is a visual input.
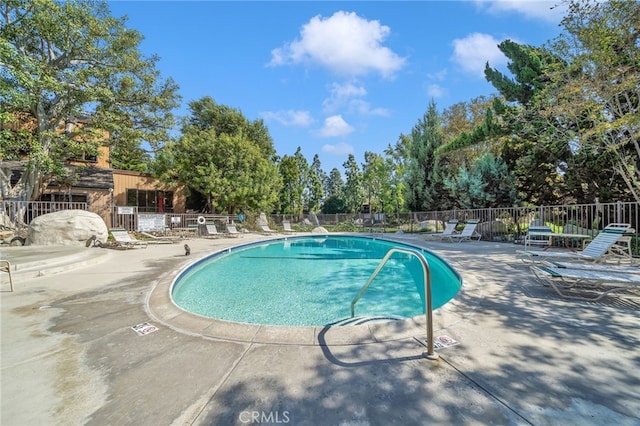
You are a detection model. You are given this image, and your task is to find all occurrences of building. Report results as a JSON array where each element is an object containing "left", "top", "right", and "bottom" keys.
[{"left": 1, "top": 116, "right": 187, "bottom": 228}]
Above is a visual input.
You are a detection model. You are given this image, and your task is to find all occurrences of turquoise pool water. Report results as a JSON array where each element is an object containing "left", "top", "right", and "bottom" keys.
[{"left": 171, "top": 235, "right": 462, "bottom": 326}]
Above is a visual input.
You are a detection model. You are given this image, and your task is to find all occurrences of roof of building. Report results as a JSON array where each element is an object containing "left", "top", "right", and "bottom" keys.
[{"left": 1, "top": 161, "right": 114, "bottom": 191}]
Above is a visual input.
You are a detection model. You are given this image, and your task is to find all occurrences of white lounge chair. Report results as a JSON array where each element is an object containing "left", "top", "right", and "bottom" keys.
[
  {"left": 531, "top": 263, "right": 640, "bottom": 301},
  {"left": 225, "top": 224, "right": 242, "bottom": 237},
  {"left": 423, "top": 219, "right": 458, "bottom": 240},
  {"left": 444, "top": 219, "right": 482, "bottom": 242},
  {"left": 204, "top": 224, "right": 221, "bottom": 238},
  {"left": 140, "top": 231, "right": 179, "bottom": 244},
  {"left": 282, "top": 220, "right": 295, "bottom": 233},
  {"left": 109, "top": 229, "right": 148, "bottom": 249},
  {"left": 517, "top": 223, "right": 632, "bottom": 264},
  {"left": 541, "top": 260, "right": 640, "bottom": 274},
  {"left": 259, "top": 224, "right": 277, "bottom": 234}
]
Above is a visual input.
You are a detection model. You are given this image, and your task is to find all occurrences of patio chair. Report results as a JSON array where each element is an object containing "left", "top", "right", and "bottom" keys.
[
  {"left": 259, "top": 224, "right": 277, "bottom": 234},
  {"left": 109, "top": 229, "right": 148, "bottom": 249},
  {"left": 423, "top": 219, "right": 458, "bottom": 240},
  {"left": 444, "top": 219, "right": 482, "bottom": 242},
  {"left": 140, "top": 231, "right": 179, "bottom": 244},
  {"left": 282, "top": 220, "right": 295, "bottom": 233},
  {"left": 523, "top": 224, "right": 554, "bottom": 249},
  {"left": 517, "top": 223, "right": 631, "bottom": 264},
  {"left": 225, "top": 224, "right": 242, "bottom": 237},
  {"left": 542, "top": 260, "right": 640, "bottom": 274},
  {"left": 204, "top": 224, "right": 221, "bottom": 239},
  {"left": 530, "top": 262, "right": 640, "bottom": 301}
]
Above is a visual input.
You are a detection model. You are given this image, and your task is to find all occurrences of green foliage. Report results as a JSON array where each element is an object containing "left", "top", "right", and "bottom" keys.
[
  {"left": 110, "top": 142, "right": 151, "bottom": 172},
  {"left": 322, "top": 195, "right": 347, "bottom": 214},
  {"left": 445, "top": 153, "right": 517, "bottom": 208},
  {"left": 404, "top": 100, "right": 452, "bottom": 211},
  {"left": 343, "top": 154, "right": 364, "bottom": 213},
  {"left": 362, "top": 151, "right": 391, "bottom": 214},
  {"left": 322, "top": 168, "right": 346, "bottom": 214},
  {"left": 278, "top": 154, "right": 303, "bottom": 215},
  {"left": 540, "top": 0, "right": 640, "bottom": 202},
  {"left": 0, "top": 0, "right": 179, "bottom": 199},
  {"left": 155, "top": 96, "right": 280, "bottom": 213},
  {"left": 307, "top": 154, "right": 326, "bottom": 213}
]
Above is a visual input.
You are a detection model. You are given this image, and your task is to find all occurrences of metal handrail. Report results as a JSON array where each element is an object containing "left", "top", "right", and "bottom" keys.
[{"left": 350, "top": 247, "right": 438, "bottom": 359}]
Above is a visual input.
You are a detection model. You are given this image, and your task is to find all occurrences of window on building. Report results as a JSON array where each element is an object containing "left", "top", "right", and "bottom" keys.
[
  {"left": 68, "top": 150, "right": 98, "bottom": 163},
  {"left": 126, "top": 189, "right": 174, "bottom": 213}
]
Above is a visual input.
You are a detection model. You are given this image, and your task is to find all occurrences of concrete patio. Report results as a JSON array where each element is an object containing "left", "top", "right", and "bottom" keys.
[{"left": 1, "top": 233, "right": 639, "bottom": 425}]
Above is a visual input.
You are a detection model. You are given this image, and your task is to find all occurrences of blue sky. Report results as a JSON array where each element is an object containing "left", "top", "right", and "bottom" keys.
[{"left": 108, "top": 1, "right": 567, "bottom": 174}]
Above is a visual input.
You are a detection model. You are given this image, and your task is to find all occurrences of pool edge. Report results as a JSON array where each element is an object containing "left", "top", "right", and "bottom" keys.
[{"left": 145, "top": 234, "right": 482, "bottom": 346}]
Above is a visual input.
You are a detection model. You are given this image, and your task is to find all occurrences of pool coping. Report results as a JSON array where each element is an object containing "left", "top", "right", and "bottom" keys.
[{"left": 145, "top": 233, "right": 482, "bottom": 346}]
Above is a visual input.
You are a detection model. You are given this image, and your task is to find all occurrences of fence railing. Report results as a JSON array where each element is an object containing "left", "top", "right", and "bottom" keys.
[
  {"left": 2, "top": 200, "right": 638, "bottom": 252},
  {"left": 0, "top": 200, "right": 88, "bottom": 231}
]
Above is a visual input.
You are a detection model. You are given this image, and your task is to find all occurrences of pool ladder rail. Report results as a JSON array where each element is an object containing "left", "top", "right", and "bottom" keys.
[{"left": 350, "top": 247, "right": 439, "bottom": 360}]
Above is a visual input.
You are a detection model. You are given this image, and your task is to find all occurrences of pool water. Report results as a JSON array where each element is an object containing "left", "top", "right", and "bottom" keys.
[{"left": 171, "top": 235, "right": 461, "bottom": 326}]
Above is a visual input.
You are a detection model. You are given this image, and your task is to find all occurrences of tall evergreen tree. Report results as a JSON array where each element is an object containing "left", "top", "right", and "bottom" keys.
[
  {"left": 343, "top": 154, "right": 364, "bottom": 214},
  {"left": 437, "top": 41, "right": 568, "bottom": 205},
  {"left": 307, "top": 155, "right": 325, "bottom": 213},
  {"left": 445, "top": 153, "right": 517, "bottom": 208},
  {"left": 404, "top": 100, "right": 449, "bottom": 211},
  {"left": 322, "top": 168, "right": 346, "bottom": 214}
]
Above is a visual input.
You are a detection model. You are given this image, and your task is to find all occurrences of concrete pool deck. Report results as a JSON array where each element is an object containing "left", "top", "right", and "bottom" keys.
[{"left": 1, "top": 233, "right": 639, "bottom": 425}]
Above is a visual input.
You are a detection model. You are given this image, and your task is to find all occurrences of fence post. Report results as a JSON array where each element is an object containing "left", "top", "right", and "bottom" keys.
[
  {"left": 617, "top": 201, "right": 622, "bottom": 223},
  {"left": 488, "top": 207, "right": 494, "bottom": 241}
]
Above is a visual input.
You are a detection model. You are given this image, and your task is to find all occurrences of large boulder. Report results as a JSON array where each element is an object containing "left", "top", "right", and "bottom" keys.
[{"left": 26, "top": 210, "right": 108, "bottom": 246}]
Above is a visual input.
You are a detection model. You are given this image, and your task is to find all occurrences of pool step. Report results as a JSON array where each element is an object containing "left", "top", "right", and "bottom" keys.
[{"left": 330, "top": 316, "right": 403, "bottom": 326}]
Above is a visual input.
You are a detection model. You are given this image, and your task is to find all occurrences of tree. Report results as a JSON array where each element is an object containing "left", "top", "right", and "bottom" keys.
[
  {"left": 109, "top": 142, "right": 152, "bottom": 173},
  {"left": 307, "top": 154, "right": 325, "bottom": 214},
  {"left": 440, "top": 96, "right": 497, "bottom": 172},
  {"left": 362, "top": 151, "right": 395, "bottom": 215},
  {"left": 384, "top": 135, "right": 411, "bottom": 217},
  {"left": 437, "top": 41, "right": 568, "bottom": 205},
  {"left": 0, "top": 0, "right": 180, "bottom": 203},
  {"left": 155, "top": 97, "right": 280, "bottom": 213},
  {"left": 540, "top": 0, "right": 640, "bottom": 202},
  {"left": 278, "top": 149, "right": 306, "bottom": 215},
  {"left": 342, "top": 154, "right": 364, "bottom": 214},
  {"left": 322, "top": 168, "right": 346, "bottom": 214},
  {"left": 404, "top": 100, "right": 450, "bottom": 211},
  {"left": 445, "top": 153, "right": 517, "bottom": 208}
]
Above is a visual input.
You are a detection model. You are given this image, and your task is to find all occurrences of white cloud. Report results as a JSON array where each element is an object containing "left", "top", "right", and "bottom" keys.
[
  {"left": 322, "top": 142, "right": 354, "bottom": 156},
  {"left": 322, "top": 81, "right": 389, "bottom": 116},
  {"left": 317, "top": 115, "right": 354, "bottom": 137},
  {"left": 451, "top": 33, "right": 506, "bottom": 77},
  {"left": 323, "top": 82, "right": 367, "bottom": 112},
  {"left": 268, "top": 11, "right": 406, "bottom": 78},
  {"left": 259, "top": 110, "right": 315, "bottom": 127},
  {"left": 348, "top": 99, "right": 389, "bottom": 116},
  {"left": 426, "top": 84, "right": 446, "bottom": 99},
  {"left": 427, "top": 68, "right": 448, "bottom": 82},
  {"left": 472, "top": 0, "right": 567, "bottom": 24}
]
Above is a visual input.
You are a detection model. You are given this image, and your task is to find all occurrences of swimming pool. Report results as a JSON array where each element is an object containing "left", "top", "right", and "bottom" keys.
[{"left": 171, "top": 235, "right": 462, "bottom": 327}]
